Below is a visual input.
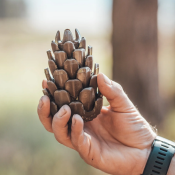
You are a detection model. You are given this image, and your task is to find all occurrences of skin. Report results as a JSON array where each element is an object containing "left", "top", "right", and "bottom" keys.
[{"left": 38, "top": 73, "right": 158, "bottom": 175}]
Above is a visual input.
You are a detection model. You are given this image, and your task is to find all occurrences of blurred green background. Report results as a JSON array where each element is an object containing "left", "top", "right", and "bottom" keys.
[{"left": 0, "top": 0, "right": 175, "bottom": 175}]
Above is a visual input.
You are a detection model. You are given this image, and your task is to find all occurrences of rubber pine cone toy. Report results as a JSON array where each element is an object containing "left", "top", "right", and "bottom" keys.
[{"left": 43, "top": 29, "right": 103, "bottom": 126}]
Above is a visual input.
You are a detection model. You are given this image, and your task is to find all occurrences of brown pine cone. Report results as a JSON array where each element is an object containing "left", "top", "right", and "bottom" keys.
[{"left": 42, "top": 29, "right": 103, "bottom": 127}]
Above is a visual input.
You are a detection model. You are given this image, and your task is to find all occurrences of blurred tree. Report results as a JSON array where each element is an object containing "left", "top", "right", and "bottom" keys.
[
  {"left": 112, "top": 0, "right": 163, "bottom": 127},
  {"left": 0, "top": 0, "right": 26, "bottom": 18}
]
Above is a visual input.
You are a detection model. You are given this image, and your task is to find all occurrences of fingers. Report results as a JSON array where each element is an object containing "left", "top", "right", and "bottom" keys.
[
  {"left": 37, "top": 96, "right": 53, "bottom": 133},
  {"left": 42, "top": 79, "right": 48, "bottom": 89},
  {"left": 97, "top": 73, "right": 136, "bottom": 113},
  {"left": 52, "top": 105, "right": 74, "bottom": 149},
  {"left": 71, "top": 115, "right": 91, "bottom": 158}
]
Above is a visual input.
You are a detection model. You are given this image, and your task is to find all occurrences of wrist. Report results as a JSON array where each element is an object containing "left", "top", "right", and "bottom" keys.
[
  {"left": 141, "top": 136, "right": 175, "bottom": 175},
  {"left": 167, "top": 155, "right": 175, "bottom": 175},
  {"left": 140, "top": 146, "right": 152, "bottom": 174},
  {"left": 140, "top": 133, "right": 157, "bottom": 174}
]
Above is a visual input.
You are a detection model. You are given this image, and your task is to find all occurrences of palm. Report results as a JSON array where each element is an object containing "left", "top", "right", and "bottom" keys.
[{"left": 82, "top": 105, "right": 154, "bottom": 174}]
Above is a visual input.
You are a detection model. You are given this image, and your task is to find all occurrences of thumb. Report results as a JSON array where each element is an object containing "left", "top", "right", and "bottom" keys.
[{"left": 97, "top": 73, "right": 136, "bottom": 113}]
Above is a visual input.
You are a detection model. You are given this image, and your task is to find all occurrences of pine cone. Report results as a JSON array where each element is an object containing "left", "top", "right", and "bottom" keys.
[{"left": 42, "top": 29, "right": 103, "bottom": 127}]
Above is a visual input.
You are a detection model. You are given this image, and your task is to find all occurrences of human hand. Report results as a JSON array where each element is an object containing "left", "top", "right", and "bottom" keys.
[{"left": 37, "top": 73, "right": 156, "bottom": 175}]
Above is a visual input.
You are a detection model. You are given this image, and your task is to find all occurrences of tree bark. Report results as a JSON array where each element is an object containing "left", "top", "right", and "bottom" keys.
[{"left": 112, "top": 0, "right": 163, "bottom": 127}]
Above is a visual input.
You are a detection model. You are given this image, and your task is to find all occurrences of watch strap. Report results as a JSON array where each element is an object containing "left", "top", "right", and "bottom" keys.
[
  {"left": 155, "top": 136, "right": 175, "bottom": 148},
  {"left": 142, "top": 137, "right": 175, "bottom": 175}
]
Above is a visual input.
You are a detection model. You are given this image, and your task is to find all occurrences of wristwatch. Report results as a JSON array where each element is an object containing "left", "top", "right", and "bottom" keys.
[{"left": 142, "top": 136, "right": 175, "bottom": 175}]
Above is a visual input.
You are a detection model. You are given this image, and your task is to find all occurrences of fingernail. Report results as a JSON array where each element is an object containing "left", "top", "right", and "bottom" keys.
[
  {"left": 72, "top": 116, "right": 76, "bottom": 126},
  {"left": 58, "top": 106, "right": 67, "bottom": 117},
  {"left": 103, "top": 74, "right": 112, "bottom": 85},
  {"left": 38, "top": 98, "right": 43, "bottom": 109}
]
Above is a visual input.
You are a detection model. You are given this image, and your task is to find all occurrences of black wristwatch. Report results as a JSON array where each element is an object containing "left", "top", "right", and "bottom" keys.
[{"left": 142, "top": 136, "right": 175, "bottom": 175}]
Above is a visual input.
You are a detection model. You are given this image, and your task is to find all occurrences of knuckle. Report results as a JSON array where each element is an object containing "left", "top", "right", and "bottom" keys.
[
  {"left": 54, "top": 133, "right": 69, "bottom": 145},
  {"left": 112, "top": 82, "right": 125, "bottom": 97},
  {"left": 71, "top": 132, "right": 82, "bottom": 147},
  {"left": 54, "top": 135, "right": 62, "bottom": 143},
  {"left": 114, "top": 82, "right": 123, "bottom": 91},
  {"left": 52, "top": 116, "right": 62, "bottom": 125},
  {"left": 45, "top": 126, "right": 53, "bottom": 133}
]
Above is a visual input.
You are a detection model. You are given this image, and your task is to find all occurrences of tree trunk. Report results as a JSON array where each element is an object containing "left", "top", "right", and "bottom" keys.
[{"left": 112, "top": 0, "right": 163, "bottom": 127}]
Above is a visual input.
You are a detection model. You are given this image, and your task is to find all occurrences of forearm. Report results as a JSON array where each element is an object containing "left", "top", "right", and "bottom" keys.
[{"left": 167, "top": 155, "right": 175, "bottom": 175}]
